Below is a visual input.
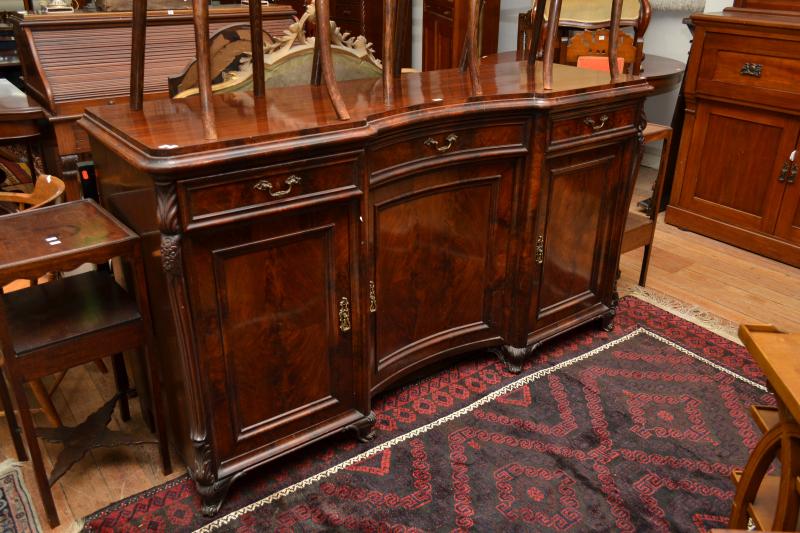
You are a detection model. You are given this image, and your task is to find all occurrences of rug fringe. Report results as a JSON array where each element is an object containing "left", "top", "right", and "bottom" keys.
[
  {"left": 0, "top": 459, "right": 24, "bottom": 476},
  {"left": 621, "top": 282, "right": 741, "bottom": 345}
]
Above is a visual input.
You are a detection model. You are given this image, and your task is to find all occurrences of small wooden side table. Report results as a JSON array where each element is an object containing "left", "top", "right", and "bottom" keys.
[
  {"left": 0, "top": 78, "right": 44, "bottom": 184},
  {"left": 0, "top": 200, "right": 171, "bottom": 527},
  {"left": 730, "top": 324, "right": 800, "bottom": 530}
]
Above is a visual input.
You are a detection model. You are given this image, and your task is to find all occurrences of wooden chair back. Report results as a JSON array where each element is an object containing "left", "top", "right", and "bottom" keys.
[
  {"left": 0, "top": 175, "right": 65, "bottom": 212},
  {"left": 523, "top": 0, "right": 649, "bottom": 75}
]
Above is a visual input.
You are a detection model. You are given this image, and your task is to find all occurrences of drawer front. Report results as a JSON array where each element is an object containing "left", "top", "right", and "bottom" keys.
[
  {"left": 697, "top": 33, "right": 800, "bottom": 110},
  {"left": 550, "top": 104, "right": 638, "bottom": 146},
  {"left": 369, "top": 121, "right": 527, "bottom": 176},
  {"left": 181, "top": 154, "right": 360, "bottom": 223}
]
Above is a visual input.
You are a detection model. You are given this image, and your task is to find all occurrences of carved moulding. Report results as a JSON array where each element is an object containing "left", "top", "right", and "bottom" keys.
[
  {"left": 172, "top": 3, "right": 383, "bottom": 99},
  {"left": 154, "top": 180, "right": 222, "bottom": 510}
]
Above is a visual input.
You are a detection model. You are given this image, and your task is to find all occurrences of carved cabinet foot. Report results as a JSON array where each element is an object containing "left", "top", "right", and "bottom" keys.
[
  {"left": 196, "top": 476, "right": 235, "bottom": 517},
  {"left": 494, "top": 344, "right": 536, "bottom": 374},
  {"left": 346, "top": 411, "right": 377, "bottom": 443},
  {"left": 600, "top": 308, "right": 617, "bottom": 332}
]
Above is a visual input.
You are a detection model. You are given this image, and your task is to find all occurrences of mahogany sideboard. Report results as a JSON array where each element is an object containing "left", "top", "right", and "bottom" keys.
[
  {"left": 80, "top": 58, "right": 651, "bottom": 513},
  {"left": 666, "top": 8, "right": 800, "bottom": 267},
  {"left": 10, "top": 6, "right": 295, "bottom": 200}
]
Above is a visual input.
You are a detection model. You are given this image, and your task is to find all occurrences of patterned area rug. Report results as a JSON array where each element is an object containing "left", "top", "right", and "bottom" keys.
[
  {"left": 0, "top": 460, "right": 42, "bottom": 533},
  {"left": 82, "top": 297, "right": 771, "bottom": 532}
]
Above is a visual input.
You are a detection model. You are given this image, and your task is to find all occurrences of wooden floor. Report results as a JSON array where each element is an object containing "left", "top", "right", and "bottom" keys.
[{"left": 1, "top": 169, "right": 799, "bottom": 531}]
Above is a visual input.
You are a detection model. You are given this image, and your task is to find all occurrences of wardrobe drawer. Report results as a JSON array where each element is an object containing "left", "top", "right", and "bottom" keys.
[
  {"left": 697, "top": 33, "right": 800, "bottom": 110},
  {"left": 550, "top": 104, "right": 638, "bottom": 146},
  {"left": 369, "top": 121, "right": 527, "bottom": 176},
  {"left": 180, "top": 155, "right": 360, "bottom": 224}
]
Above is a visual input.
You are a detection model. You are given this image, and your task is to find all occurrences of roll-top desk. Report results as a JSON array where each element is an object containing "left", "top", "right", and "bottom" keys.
[{"left": 80, "top": 58, "right": 651, "bottom": 513}]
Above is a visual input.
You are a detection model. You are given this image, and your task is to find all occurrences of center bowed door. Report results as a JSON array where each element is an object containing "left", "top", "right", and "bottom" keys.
[{"left": 368, "top": 157, "right": 520, "bottom": 394}]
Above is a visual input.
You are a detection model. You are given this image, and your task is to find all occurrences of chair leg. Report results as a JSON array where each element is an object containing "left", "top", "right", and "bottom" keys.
[
  {"left": 111, "top": 353, "right": 131, "bottom": 422},
  {"left": 29, "top": 379, "right": 61, "bottom": 427},
  {"left": 0, "top": 365, "right": 27, "bottom": 461},
  {"left": 143, "top": 346, "right": 171, "bottom": 475},
  {"left": 9, "top": 375, "right": 60, "bottom": 527},
  {"left": 639, "top": 243, "right": 653, "bottom": 287}
]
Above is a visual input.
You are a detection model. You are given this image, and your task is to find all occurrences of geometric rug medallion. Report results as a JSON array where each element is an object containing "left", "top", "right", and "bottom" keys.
[{"left": 82, "top": 297, "right": 773, "bottom": 532}]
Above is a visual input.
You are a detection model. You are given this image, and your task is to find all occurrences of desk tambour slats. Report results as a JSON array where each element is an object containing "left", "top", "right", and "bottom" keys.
[{"left": 31, "top": 18, "right": 290, "bottom": 103}]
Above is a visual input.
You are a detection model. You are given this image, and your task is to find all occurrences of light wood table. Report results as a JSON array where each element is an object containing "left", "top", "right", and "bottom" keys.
[{"left": 730, "top": 324, "right": 800, "bottom": 530}]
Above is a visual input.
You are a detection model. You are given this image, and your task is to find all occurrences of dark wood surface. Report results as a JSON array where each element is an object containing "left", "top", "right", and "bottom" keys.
[
  {"left": 0, "top": 200, "right": 135, "bottom": 286},
  {"left": 83, "top": 55, "right": 650, "bottom": 513},
  {"left": 422, "top": 0, "right": 500, "bottom": 71},
  {"left": 733, "top": 0, "right": 800, "bottom": 12},
  {"left": 331, "top": 0, "right": 412, "bottom": 67},
  {"left": 495, "top": 51, "right": 685, "bottom": 96},
  {"left": 10, "top": 6, "right": 296, "bottom": 200},
  {"left": 0, "top": 78, "right": 44, "bottom": 122},
  {"left": 0, "top": 78, "right": 44, "bottom": 177},
  {"left": 0, "top": 199, "right": 171, "bottom": 527},
  {"left": 666, "top": 9, "right": 800, "bottom": 268}
]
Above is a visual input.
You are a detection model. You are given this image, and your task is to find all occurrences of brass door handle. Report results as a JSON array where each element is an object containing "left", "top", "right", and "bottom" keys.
[
  {"left": 535, "top": 235, "right": 545, "bottom": 264},
  {"left": 779, "top": 161, "right": 790, "bottom": 183},
  {"left": 740, "top": 63, "right": 763, "bottom": 78},
  {"left": 253, "top": 175, "right": 302, "bottom": 198},
  {"left": 424, "top": 133, "right": 459, "bottom": 153},
  {"left": 339, "top": 297, "right": 351, "bottom": 333},
  {"left": 369, "top": 281, "right": 377, "bottom": 313},
  {"left": 583, "top": 115, "right": 609, "bottom": 132}
]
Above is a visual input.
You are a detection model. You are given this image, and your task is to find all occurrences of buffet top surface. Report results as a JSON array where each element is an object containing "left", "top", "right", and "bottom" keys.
[{"left": 80, "top": 57, "right": 651, "bottom": 167}]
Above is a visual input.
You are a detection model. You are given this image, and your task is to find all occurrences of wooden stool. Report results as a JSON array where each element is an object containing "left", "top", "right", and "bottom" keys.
[
  {"left": 730, "top": 324, "right": 800, "bottom": 530},
  {"left": 0, "top": 200, "right": 171, "bottom": 527}
]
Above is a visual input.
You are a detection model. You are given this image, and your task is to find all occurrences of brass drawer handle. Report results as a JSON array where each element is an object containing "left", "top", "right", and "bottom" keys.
[
  {"left": 253, "top": 175, "right": 302, "bottom": 198},
  {"left": 535, "top": 235, "right": 545, "bottom": 264},
  {"left": 583, "top": 115, "right": 609, "bottom": 132},
  {"left": 424, "top": 133, "right": 459, "bottom": 153},
  {"left": 740, "top": 63, "right": 763, "bottom": 78},
  {"left": 339, "top": 297, "right": 351, "bottom": 333}
]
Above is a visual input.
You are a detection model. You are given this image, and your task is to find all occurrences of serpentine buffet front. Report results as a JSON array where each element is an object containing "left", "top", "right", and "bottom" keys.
[{"left": 80, "top": 58, "right": 651, "bottom": 513}]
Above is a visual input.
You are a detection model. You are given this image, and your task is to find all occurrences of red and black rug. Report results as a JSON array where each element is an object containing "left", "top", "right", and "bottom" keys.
[{"left": 82, "top": 297, "right": 772, "bottom": 532}]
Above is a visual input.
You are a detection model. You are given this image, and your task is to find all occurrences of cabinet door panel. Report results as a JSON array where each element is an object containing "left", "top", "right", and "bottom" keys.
[
  {"left": 185, "top": 202, "right": 362, "bottom": 462},
  {"left": 371, "top": 159, "right": 517, "bottom": 390},
  {"left": 531, "top": 143, "right": 630, "bottom": 331},
  {"left": 678, "top": 102, "right": 797, "bottom": 233}
]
